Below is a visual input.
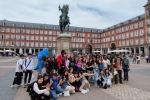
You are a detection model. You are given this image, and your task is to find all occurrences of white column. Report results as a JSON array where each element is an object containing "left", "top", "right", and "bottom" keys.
[
  {"left": 139, "top": 47, "right": 141, "bottom": 55},
  {"left": 144, "top": 46, "right": 148, "bottom": 55},
  {"left": 14, "top": 48, "right": 16, "bottom": 53},
  {"left": 24, "top": 48, "right": 26, "bottom": 54},
  {"left": 134, "top": 47, "right": 136, "bottom": 54},
  {"left": 33, "top": 48, "right": 35, "bottom": 55}
]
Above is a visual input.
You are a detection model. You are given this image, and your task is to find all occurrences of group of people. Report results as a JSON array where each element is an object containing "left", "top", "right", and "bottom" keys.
[{"left": 11, "top": 50, "right": 130, "bottom": 100}]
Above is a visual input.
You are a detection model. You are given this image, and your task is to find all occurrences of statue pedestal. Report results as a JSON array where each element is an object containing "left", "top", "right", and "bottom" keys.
[{"left": 57, "top": 33, "right": 72, "bottom": 55}]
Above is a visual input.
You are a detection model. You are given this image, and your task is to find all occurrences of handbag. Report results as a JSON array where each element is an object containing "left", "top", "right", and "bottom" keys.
[
  {"left": 114, "top": 69, "right": 118, "bottom": 75},
  {"left": 107, "top": 79, "right": 111, "bottom": 85}
]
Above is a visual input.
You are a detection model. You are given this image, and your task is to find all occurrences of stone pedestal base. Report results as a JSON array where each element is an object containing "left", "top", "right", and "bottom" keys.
[{"left": 57, "top": 33, "right": 72, "bottom": 55}]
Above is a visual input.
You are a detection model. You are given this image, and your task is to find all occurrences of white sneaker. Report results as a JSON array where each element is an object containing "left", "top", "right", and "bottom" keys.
[
  {"left": 59, "top": 93, "right": 62, "bottom": 96},
  {"left": 81, "top": 89, "right": 87, "bottom": 94},
  {"left": 57, "top": 94, "right": 59, "bottom": 97},
  {"left": 86, "top": 88, "right": 89, "bottom": 92},
  {"left": 11, "top": 85, "right": 14, "bottom": 88},
  {"left": 63, "top": 91, "right": 70, "bottom": 97}
]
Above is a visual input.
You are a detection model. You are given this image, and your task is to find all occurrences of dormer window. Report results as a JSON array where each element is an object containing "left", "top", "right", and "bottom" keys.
[
  {"left": 91, "top": 30, "right": 93, "bottom": 32},
  {"left": 12, "top": 24, "right": 15, "bottom": 26},
  {"left": 76, "top": 29, "right": 78, "bottom": 31},
  {"left": 2, "top": 23, "right": 5, "bottom": 26},
  {"left": 32, "top": 25, "right": 34, "bottom": 28},
  {"left": 82, "top": 29, "right": 84, "bottom": 32},
  {"left": 22, "top": 24, "right": 25, "bottom": 27},
  {"left": 45, "top": 26, "right": 47, "bottom": 29},
  {"left": 53, "top": 27, "right": 55, "bottom": 29}
]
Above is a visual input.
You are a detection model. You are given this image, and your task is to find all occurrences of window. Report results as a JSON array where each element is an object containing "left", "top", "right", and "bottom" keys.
[
  {"left": 134, "top": 23, "right": 138, "bottom": 29},
  {"left": 21, "top": 35, "right": 25, "bottom": 40},
  {"left": 130, "top": 24, "right": 133, "bottom": 30},
  {"left": 31, "top": 30, "right": 34, "bottom": 34},
  {"left": 40, "top": 36, "right": 43, "bottom": 41},
  {"left": 35, "top": 43, "right": 38, "bottom": 47},
  {"left": 139, "top": 21, "right": 143, "bottom": 27},
  {"left": 83, "top": 39, "right": 85, "bottom": 42},
  {"left": 21, "top": 29, "right": 25, "bottom": 33},
  {"left": 16, "top": 29, "right": 20, "bottom": 33},
  {"left": 83, "top": 33, "right": 85, "bottom": 37},
  {"left": 2, "top": 23, "right": 5, "bottom": 26},
  {"left": 0, "top": 28, "right": 4, "bottom": 32},
  {"left": 26, "top": 35, "right": 29, "bottom": 40},
  {"left": 53, "top": 31, "right": 56, "bottom": 35},
  {"left": 49, "top": 31, "right": 52, "bottom": 35},
  {"left": 53, "top": 37, "right": 56, "bottom": 41},
  {"left": 26, "top": 29, "right": 30, "bottom": 34},
  {"left": 44, "top": 42, "right": 47, "bottom": 47},
  {"left": 130, "top": 39, "right": 134, "bottom": 45},
  {"left": 35, "top": 30, "right": 39, "bottom": 34},
  {"left": 32, "top": 25, "right": 34, "bottom": 28},
  {"left": 88, "top": 34, "right": 90, "bottom": 37},
  {"left": 140, "top": 38, "right": 144, "bottom": 44},
  {"left": 6, "top": 41, "right": 9, "bottom": 46},
  {"left": 16, "top": 42, "right": 19, "bottom": 46},
  {"left": 122, "top": 41, "right": 125, "bottom": 46},
  {"left": 16, "top": 35, "right": 20, "bottom": 40},
  {"left": 21, "top": 42, "right": 24, "bottom": 46},
  {"left": 135, "top": 39, "right": 138, "bottom": 44},
  {"left": 112, "top": 31, "right": 114, "bottom": 35},
  {"left": 31, "top": 36, "right": 34, "bottom": 40},
  {"left": 57, "top": 32, "right": 60, "bottom": 35},
  {"left": 53, "top": 43, "right": 56, "bottom": 47},
  {"left": 148, "top": 27, "right": 150, "bottom": 34},
  {"left": 126, "top": 33, "right": 129, "bottom": 38},
  {"left": 72, "top": 44, "right": 75, "bottom": 48},
  {"left": 44, "top": 31, "right": 47, "bottom": 34},
  {"left": 49, "top": 37, "right": 52, "bottom": 41},
  {"left": 11, "top": 28, "right": 15, "bottom": 33},
  {"left": 22, "top": 24, "right": 25, "bottom": 27},
  {"left": 12, "top": 24, "right": 15, "bottom": 26},
  {"left": 112, "top": 36, "right": 114, "bottom": 41},
  {"left": 148, "top": 19, "right": 150, "bottom": 24},
  {"left": 76, "top": 44, "right": 79, "bottom": 48},
  {"left": 31, "top": 42, "right": 34, "bottom": 47},
  {"left": 35, "top": 36, "right": 38, "bottom": 40},
  {"left": 72, "top": 33, "right": 75, "bottom": 36},
  {"left": 11, "top": 42, "right": 14, "bottom": 46},
  {"left": 40, "top": 30, "right": 43, "bottom": 34},
  {"left": 130, "top": 32, "right": 133, "bottom": 37},
  {"left": 44, "top": 37, "right": 47, "bottom": 41},
  {"left": 126, "top": 26, "right": 129, "bottom": 31},
  {"left": 122, "top": 27, "right": 124, "bottom": 32},
  {"left": 134, "top": 30, "right": 138, "bottom": 36},
  {"left": 6, "top": 28, "right": 10, "bottom": 32},
  {"left": 149, "top": 37, "right": 150, "bottom": 43},
  {"left": 26, "top": 42, "right": 29, "bottom": 47},
  {"left": 80, "top": 44, "right": 82, "bottom": 48},
  {"left": 140, "top": 29, "right": 144, "bottom": 36},
  {"left": 11, "top": 34, "right": 15, "bottom": 39},
  {"left": 126, "top": 40, "right": 129, "bottom": 45},
  {"left": 6, "top": 34, "right": 9, "bottom": 39}
]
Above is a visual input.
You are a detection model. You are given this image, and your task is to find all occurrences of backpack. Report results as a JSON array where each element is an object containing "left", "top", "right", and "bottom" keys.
[
  {"left": 123, "top": 59, "right": 128, "bottom": 66},
  {"left": 27, "top": 81, "right": 36, "bottom": 96}
]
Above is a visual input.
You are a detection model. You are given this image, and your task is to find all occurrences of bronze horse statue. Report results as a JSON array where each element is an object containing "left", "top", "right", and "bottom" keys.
[{"left": 59, "top": 5, "right": 70, "bottom": 33}]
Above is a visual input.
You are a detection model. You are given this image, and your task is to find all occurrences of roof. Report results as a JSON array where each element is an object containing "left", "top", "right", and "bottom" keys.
[
  {"left": 102, "top": 14, "right": 145, "bottom": 32},
  {"left": 0, "top": 20, "right": 102, "bottom": 33}
]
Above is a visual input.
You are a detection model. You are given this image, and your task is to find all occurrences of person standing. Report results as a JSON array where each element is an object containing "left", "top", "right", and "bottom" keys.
[
  {"left": 132, "top": 54, "right": 136, "bottom": 64},
  {"left": 116, "top": 54, "right": 123, "bottom": 84},
  {"left": 23, "top": 53, "right": 34, "bottom": 88},
  {"left": 56, "top": 50, "right": 66, "bottom": 75},
  {"left": 122, "top": 55, "right": 130, "bottom": 81},
  {"left": 11, "top": 54, "right": 25, "bottom": 88},
  {"left": 145, "top": 54, "right": 149, "bottom": 63}
]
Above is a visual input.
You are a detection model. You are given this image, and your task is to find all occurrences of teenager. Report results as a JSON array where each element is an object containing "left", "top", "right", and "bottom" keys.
[
  {"left": 97, "top": 70, "right": 107, "bottom": 89},
  {"left": 76, "top": 58, "right": 83, "bottom": 72},
  {"left": 50, "top": 73, "right": 63, "bottom": 100},
  {"left": 105, "top": 69, "right": 113, "bottom": 87},
  {"left": 32, "top": 75, "right": 50, "bottom": 100},
  {"left": 60, "top": 69, "right": 75, "bottom": 96},
  {"left": 23, "top": 53, "right": 34, "bottom": 88},
  {"left": 11, "top": 54, "right": 25, "bottom": 88},
  {"left": 93, "top": 57, "right": 99, "bottom": 85},
  {"left": 69, "top": 57, "right": 77, "bottom": 72},
  {"left": 56, "top": 50, "right": 66, "bottom": 75},
  {"left": 49, "top": 57, "right": 58, "bottom": 73}
]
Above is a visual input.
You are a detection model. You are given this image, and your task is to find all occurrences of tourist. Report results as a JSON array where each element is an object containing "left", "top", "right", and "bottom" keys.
[
  {"left": 122, "top": 55, "right": 130, "bottom": 81},
  {"left": 56, "top": 50, "right": 66, "bottom": 75},
  {"left": 49, "top": 69, "right": 57, "bottom": 78},
  {"left": 111, "top": 59, "right": 118, "bottom": 84},
  {"left": 97, "top": 70, "right": 107, "bottom": 89},
  {"left": 23, "top": 53, "right": 34, "bottom": 88},
  {"left": 50, "top": 73, "right": 63, "bottom": 100},
  {"left": 132, "top": 54, "right": 136, "bottom": 64},
  {"left": 99, "top": 59, "right": 104, "bottom": 71},
  {"left": 76, "top": 57, "right": 83, "bottom": 72},
  {"left": 103, "top": 55, "right": 110, "bottom": 70},
  {"left": 11, "top": 54, "right": 25, "bottom": 88},
  {"left": 32, "top": 75, "right": 50, "bottom": 100},
  {"left": 105, "top": 69, "right": 113, "bottom": 87},
  {"left": 66, "top": 55, "right": 70, "bottom": 69},
  {"left": 137, "top": 54, "right": 140, "bottom": 64},
  {"left": 93, "top": 57, "right": 99, "bottom": 86},
  {"left": 116, "top": 54, "right": 123, "bottom": 84},
  {"left": 145, "top": 54, "right": 149, "bottom": 63},
  {"left": 69, "top": 57, "right": 77, "bottom": 72},
  {"left": 49, "top": 57, "right": 58, "bottom": 73}
]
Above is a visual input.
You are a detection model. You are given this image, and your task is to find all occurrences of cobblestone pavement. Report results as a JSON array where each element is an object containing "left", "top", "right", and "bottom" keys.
[{"left": 0, "top": 58, "right": 150, "bottom": 100}]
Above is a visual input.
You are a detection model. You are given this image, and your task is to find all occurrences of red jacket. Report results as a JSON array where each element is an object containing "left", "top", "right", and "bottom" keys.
[{"left": 56, "top": 54, "right": 66, "bottom": 69}]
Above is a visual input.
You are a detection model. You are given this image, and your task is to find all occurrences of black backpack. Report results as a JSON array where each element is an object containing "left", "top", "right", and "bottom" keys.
[{"left": 27, "top": 81, "right": 36, "bottom": 95}]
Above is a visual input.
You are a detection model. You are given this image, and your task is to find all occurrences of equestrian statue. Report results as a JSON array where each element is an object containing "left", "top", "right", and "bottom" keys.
[{"left": 59, "top": 5, "right": 70, "bottom": 33}]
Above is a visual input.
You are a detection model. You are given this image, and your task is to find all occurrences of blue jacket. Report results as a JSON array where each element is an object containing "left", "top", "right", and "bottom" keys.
[
  {"left": 98, "top": 74, "right": 107, "bottom": 85},
  {"left": 51, "top": 78, "right": 58, "bottom": 90}
]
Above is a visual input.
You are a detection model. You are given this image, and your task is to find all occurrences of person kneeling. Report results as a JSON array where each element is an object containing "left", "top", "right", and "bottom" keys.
[
  {"left": 32, "top": 75, "right": 50, "bottom": 100},
  {"left": 97, "top": 70, "right": 107, "bottom": 89}
]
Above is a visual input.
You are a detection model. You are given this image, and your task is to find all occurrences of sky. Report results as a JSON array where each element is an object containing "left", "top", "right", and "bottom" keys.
[{"left": 0, "top": 0, "right": 147, "bottom": 29}]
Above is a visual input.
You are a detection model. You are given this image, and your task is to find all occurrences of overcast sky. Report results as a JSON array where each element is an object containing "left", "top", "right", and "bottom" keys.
[{"left": 0, "top": 0, "right": 147, "bottom": 29}]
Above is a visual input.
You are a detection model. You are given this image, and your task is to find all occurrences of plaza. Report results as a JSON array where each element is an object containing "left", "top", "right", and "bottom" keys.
[{"left": 0, "top": 57, "right": 150, "bottom": 100}]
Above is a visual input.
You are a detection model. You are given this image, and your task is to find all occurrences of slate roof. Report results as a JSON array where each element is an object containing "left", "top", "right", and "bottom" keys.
[{"left": 0, "top": 14, "right": 145, "bottom": 33}]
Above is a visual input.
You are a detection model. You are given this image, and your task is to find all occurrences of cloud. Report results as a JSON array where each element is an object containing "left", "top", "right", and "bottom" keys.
[{"left": 0, "top": 0, "right": 147, "bottom": 29}]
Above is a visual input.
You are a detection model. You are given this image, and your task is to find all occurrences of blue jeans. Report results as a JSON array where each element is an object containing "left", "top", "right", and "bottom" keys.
[
  {"left": 93, "top": 69, "right": 99, "bottom": 85},
  {"left": 76, "top": 67, "right": 81, "bottom": 72},
  {"left": 50, "top": 87, "right": 63, "bottom": 100},
  {"left": 132, "top": 58, "right": 136, "bottom": 64}
]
